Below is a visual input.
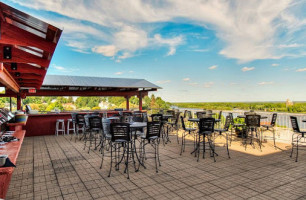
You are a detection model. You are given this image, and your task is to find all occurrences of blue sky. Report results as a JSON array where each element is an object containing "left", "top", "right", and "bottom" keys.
[{"left": 4, "top": 0, "right": 306, "bottom": 102}]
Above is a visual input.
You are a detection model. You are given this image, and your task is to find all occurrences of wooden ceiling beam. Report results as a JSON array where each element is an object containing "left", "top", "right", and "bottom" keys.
[
  {"left": 0, "top": 20, "right": 56, "bottom": 53},
  {"left": 4, "top": 63, "right": 46, "bottom": 75},
  {"left": 0, "top": 44, "right": 50, "bottom": 67},
  {"left": 0, "top": 63, "right": 19, "bottom": 93}
]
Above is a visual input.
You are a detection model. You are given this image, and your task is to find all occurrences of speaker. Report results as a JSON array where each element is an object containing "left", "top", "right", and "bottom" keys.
[
  {"left": 3, "top": 46, "right": 12, "bottom": 59},
  {"left": 11, "top": 63, "right": 17, "bottom": 70}
]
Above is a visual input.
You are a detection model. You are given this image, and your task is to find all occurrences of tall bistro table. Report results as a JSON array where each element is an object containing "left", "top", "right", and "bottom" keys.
[{"left": 130, "top": 122, "right": 147, "bottom": 170}]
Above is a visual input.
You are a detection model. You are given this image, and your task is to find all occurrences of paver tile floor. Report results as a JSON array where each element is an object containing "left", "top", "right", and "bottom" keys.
[{"left": 7, "top": 134, "right": 306, "bottom": 200}]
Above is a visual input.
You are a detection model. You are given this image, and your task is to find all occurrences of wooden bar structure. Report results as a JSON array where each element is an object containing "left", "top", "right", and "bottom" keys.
[{"left": 0, "top": 3, "right": 160, "bottom": 198}]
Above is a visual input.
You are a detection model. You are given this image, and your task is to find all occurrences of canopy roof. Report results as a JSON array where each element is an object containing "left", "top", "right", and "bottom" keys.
[
  {"left": 42, "top": 75, "right": 161, "bottom": 89},
  {"left": 25, "top": 75, "right": 160, "bottom": 97},
  {"left": 0, "top": 2, "right": 62, "bottom": 92}
]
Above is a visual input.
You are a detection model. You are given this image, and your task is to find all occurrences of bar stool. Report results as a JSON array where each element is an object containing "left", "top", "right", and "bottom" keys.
[
  {"left": 55, "top": 119, "right": 65, "bottom": 136},
  {"left": 67, "top": 119, "right": 75, "bottom": 135}
]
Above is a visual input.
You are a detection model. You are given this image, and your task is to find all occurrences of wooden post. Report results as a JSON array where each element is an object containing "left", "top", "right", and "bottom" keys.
[
  {"left": 139, "top": 92, "right": 143, "bottom": 111},
  {"left": 126, "top": 96, "right": 130, "bottom": 110},
  {"left": 16, "top": 95, "right": 21, "bottom": 110},
  {"left": 9, "top": 97, "right": 12, "bottom": 111}
]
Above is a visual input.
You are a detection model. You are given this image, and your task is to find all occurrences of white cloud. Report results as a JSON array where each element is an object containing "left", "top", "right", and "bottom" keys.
[
  {"left": 271, "top": 63, "right": 279, "bottom": 67},
  {"left": 156, "top": 80, "right": 171, "bottom": 84},
  {"left": 92, "top": 45, "right": 118, "bottom": 57},
  {"left": 12, "top": 0, "right": 306, "bottom": 62},
  {"left": 258, "top": 81, "right": 274, "bottom": 85},
  {"left": 153, "top": 34, "right": 183, "bottom": 56},
  {"left": 241, "top": 67, "right": 255, "bottom": 72},
  {"left": 188, "top": 82, "right": 199, "bottom": 86},
  {"left": 183, "top": 78, "right": 190, "bottom": 81},
  {"left": 191, "top": 49, "right": 209, "bottom": 52},
  {"left": 278, "top": 43, "right": 304, "bottom": 48},
  {"left": 209, "top": 65, "right": 218, "bottom": 70},
  {"left": 296, "top": 68, "right": 306, "bottom": 72},
  {"left": 115, "top": 72, "right": 123, "bottom": 75},
  {"left": 129, "top": 70, "right": 134, "bottom": 73},
  {"left": 52, "top": 64, "right": 79, "bottom": 73},
  {"left": 204, "top": 82, "right": 214, "bottom": 88}
]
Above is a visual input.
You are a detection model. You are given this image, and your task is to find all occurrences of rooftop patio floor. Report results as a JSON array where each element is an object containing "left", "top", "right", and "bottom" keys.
[{"left": 7, "top": 134, "right": 306, "bottom": 200}]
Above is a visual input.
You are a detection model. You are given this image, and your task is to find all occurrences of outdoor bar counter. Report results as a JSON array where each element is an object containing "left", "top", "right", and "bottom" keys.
[
  {"left": 0, "top": 130, "right": 26, "bottom": 199},
  {"left": 25, "top": 111, "right": 142, "bottom": 137}
]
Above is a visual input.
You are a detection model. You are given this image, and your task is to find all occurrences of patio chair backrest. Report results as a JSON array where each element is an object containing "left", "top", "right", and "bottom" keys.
[
  {"left": 199, "top": 117, "right": 215, "bottom": 134},
  {"left": 151, "top": 114, "right": 163, "bottom": 122},
  {"left": 121, "top": 115, "right": 132, "bottom": 123},
  {"left": 218, "top": 111, "right": 222, "bottom": 120},
  {"left": 186, "top": 111, "right": 193, "bottom": 119},
  {"left": 224, "top": 115, "right": 231, "bottom": 130},
  {"left": 76, "top": 114, "right": 85, "bottom": 125},
  {"left": 290, "top": 116, "right": 300, "bottom": 133},
  {"left": 143, "top": 112, "right": 148, "bottom": 122},
  {"left": 228, "top": 113, "right": 234, "bottom": 124},
  {"left": 84, "top": 114, "right": 91, "bottom": 128},
  {"left": 245, "top": 114, "right": 260, "bottom": 128},
  {"left": 71, "top": 113, "right": 78, "bottom": 124},
  {"left": 88, "top": 116, "right": 103, "bottom": 131},
  {"left": 132, "top": 112, "right": 144, "bottom": 122},
  {"left": 146, "top": 122, "right": 161, "bottom": 139},
  {"left": 166, "top": 110, "right": 175, "bottom": 117},
  {"left": 270, "top": 113, "right": 277, "bottom": 126},
  {"left": 174, "top": 112, "right": 180, "bottom": 125},
  {"left": 102, "top": 118, "right": 111, "bottom": 135},
  {"left": 196, "top": 111, "right": 206, "bottom": 119},
  {"left": 183, "top": 110, "right": 188, "bottom": 118},
  {"left": 180, "top": 116, "right": 186, "bottom": 130},
  {"left": 110, "top": 123, "right": 130, "bottom": 142}
]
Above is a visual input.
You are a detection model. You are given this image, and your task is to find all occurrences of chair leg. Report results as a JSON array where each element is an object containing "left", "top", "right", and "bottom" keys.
[
  {"left": 295, "top": 138, "right": 299, "bottom": 162},
  {"left": 176, "top": 129, "right": 179, "bottom": 144},
  {"left": 126, "top": 143, "right": 130, "bottom": 179},
  {"left": 108, "top": 144, "right": 113, "bottom": 177},
  {"left": 100, "top": 141, "right": 105, "bottom": 169},
  {"left": 180, "top": 132, "right": 184, "bottom": 156},
  {"left": 202, "top": 135, "right": 205, "bottom": 159},
  {"left": 157, "top": 140, "right": 161, "bottom": 167},
  {"left": 273, "top": 129, "right": 276, "bottom": 149},
  {"left": 290, "top": 134, "right": 295, "bottom": 158},
  {"left": 154, "top": 141, "right": 158, "bottom": 173},
  {"left": 226, "top": 132, "right": 230, "bottom": 159}
]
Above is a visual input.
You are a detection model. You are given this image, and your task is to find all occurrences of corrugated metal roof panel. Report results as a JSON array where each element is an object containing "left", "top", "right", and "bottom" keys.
[{"left": 42, "top": 75, "right": 161, "bottom": 89}]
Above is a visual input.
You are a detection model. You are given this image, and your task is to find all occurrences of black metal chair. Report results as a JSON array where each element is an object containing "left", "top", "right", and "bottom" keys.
[
  {"left": 75, "top": 113, "right": 86, "bottom": 140},
  {"left": 245, "top": 114, "right": 262, "bottom": 150},
  {"left": 180, "top": 116, "right": 197, "bottom": 155},
  {"left": 290, "top": 116, "right": 306, "bottom": 162},
  {"left": 214, "top": 115, "right": 231, "bottom": 158},
  {"left": 168, "top": 112, "right": 181, "bottom": 144},
  {"left": 138, "top": 122, "right": 162, "bottom": 172},
  {"left": 197, "top": 117, "right": 216, "bottom": 162},
  {"left": 261, "top": 113, "right": 277, "bottom": 148},
  {"left": 83, "top": 115, "right": 103, "bottom": 153},
  {"left": 106, "top": 123, "right": 133, "bottom": 179}
]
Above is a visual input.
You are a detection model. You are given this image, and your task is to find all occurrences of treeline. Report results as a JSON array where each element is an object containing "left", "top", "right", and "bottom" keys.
[
  {"left": 0, "top": 95, "right": 171, "bottom": 111},
  {"left": 172, "top": 102, "right": 306, "bottom": 113}
]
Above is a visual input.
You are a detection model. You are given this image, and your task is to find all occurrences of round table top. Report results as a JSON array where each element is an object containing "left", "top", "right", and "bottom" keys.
[
  {"left": 130, "top": 122, "right": 147, "bottom": 128},
  {"left": 188, "top": 118, "right": 221, "bottom": 122},
  {"left": 106, "top": 117, "right": 120, "bottom": 120},
  {"left": 188, "top": 118, "right": 200, "bottom": 122},
  {"left": 237, "top": 115, "right": 268, "bottom": 119}
]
